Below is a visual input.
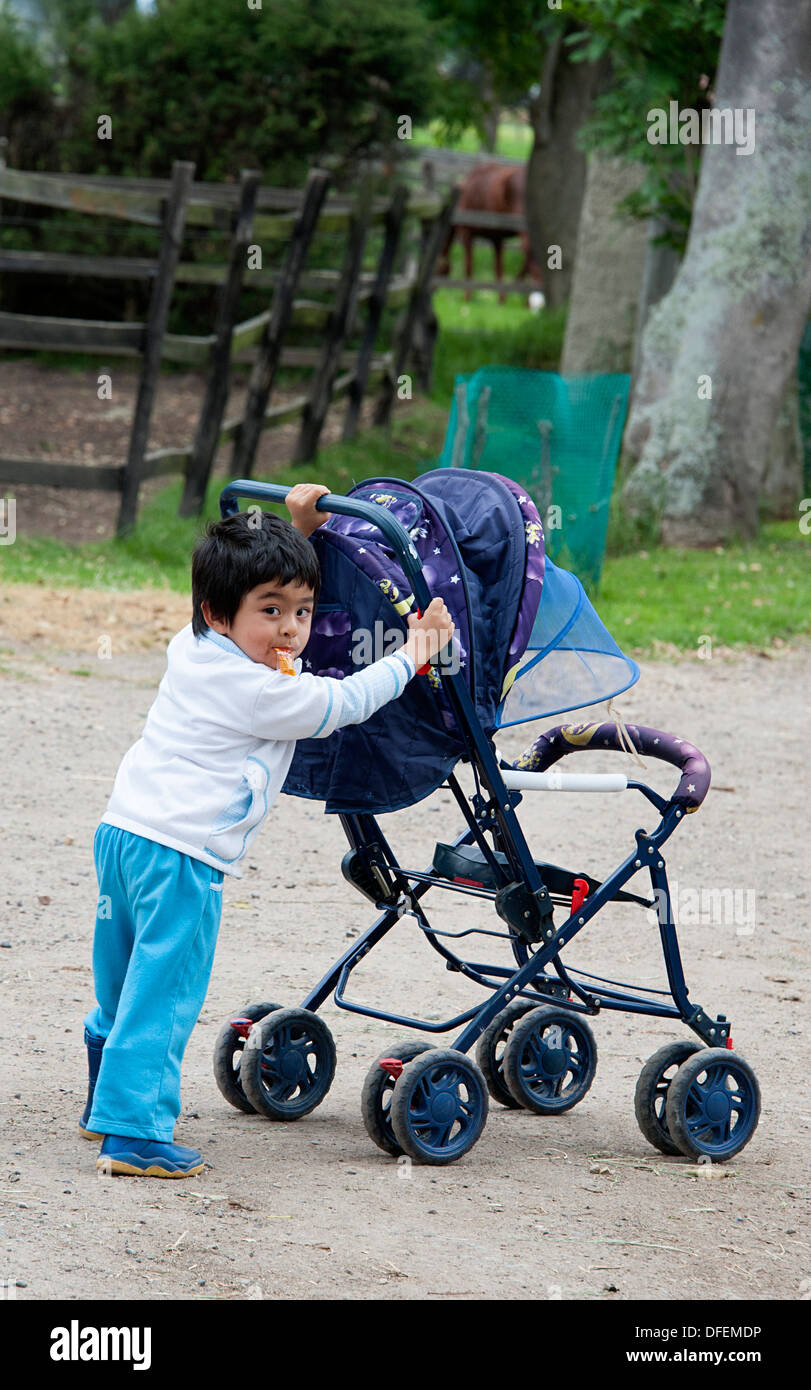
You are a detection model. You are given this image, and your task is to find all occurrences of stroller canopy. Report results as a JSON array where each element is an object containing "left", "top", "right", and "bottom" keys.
[{"left": 283, "top": 468, "right": 638, "bottom": 814}]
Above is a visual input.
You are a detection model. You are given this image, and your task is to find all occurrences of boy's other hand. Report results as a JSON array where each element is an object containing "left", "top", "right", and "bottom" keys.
[
  {"left": 286, "top": 483, "right": 332, "bottom": 537},
  {"left": 404, "top": 596, "right": 455, "bottom": 668}
]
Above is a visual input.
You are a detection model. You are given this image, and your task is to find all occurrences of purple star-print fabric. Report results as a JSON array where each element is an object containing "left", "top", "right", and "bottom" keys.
[{"left": 509, "top": 721, "right": 712, "bottom": 811}]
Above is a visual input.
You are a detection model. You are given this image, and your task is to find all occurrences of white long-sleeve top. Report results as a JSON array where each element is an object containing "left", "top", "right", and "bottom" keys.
[{"left": 100, "top": 622, "right": 417, "bottom": 877}]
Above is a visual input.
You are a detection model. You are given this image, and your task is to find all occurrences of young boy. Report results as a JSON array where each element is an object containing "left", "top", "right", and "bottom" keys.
[{"left": 81, "top": 483, "right": 454, "bottom": 1178}]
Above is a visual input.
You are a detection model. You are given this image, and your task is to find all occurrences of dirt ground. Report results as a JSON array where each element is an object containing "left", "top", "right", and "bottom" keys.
[
  {"left": 1, "top": 579, "right": 808, "bottom": 1303},
  {"left": 0, "top": 360, "right": 386, "bottom": 545}
]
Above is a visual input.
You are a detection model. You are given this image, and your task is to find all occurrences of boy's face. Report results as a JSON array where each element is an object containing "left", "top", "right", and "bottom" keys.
[{"left": 202, "top": 579, "right": 315, "bottom": 671}]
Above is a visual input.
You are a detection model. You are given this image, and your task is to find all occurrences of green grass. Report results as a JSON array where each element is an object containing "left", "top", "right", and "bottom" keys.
[
  {"left": 430, "top": 238, "right": 565, "bottom": 404},
  {"left": 4, "top": 196, "right": 809, "bottom": 659},
  {"left": 413, "top": 119, "right": 533, "bottom": 161},
  {"left": 596, "top": 522, "right": 811, "bottom": 653},
  {"left": 0, "top": 402, "right": 450, "bottom": 597},
  {"left": 3, "top": 436, "right": 808, "bottom": 657}
]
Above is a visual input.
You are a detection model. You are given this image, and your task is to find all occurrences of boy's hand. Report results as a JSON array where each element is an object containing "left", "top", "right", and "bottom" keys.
[
  {"left": 403, "top": 597, "right": 455, "bottom": 669},
  {"left": 286, "top": 483, "right": 332, "bottom": 537}
]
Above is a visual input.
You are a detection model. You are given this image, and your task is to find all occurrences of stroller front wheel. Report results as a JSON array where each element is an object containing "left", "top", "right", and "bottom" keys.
[
  {"left": 361, "top": 1040, "right": 436, "bottom": 1156},
  {"left": 634, "top": 1040, "right": 703, "bottom": 1155},
  {"left": 240, "top": 1007, "right": 337, "bottom": 1121},
  {"left": 502, "top": 1006, "right": 597, "bottom": 1114},
  {"left": 213, "top": 1001, "right": 282, "bottom": 1114},
  {"left": 389, "top": 1050, "right": 489, "bottom": 1165},
  {"left": 476, "top": 999, "right": 537, "bottom": 1109},
  {"left": 664, "top": 1048, "right": 761, "bottom": 1162}
]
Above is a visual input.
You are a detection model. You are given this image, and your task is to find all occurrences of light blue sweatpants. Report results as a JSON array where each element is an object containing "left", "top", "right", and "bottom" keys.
[{"left": 84, "top": 822, "right": 225, "bottom": 1142}]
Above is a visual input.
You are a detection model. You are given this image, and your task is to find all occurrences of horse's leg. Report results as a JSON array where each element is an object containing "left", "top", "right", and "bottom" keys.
[
  {"left": 494, "top": 237, "right": 505, "bottom": 304},
  {"left": 438, "top": 225, "right": 454, "bottom": 278},
  {"left": 517, "top": 231, "right": 533, "bottom": 282},
  {"left": 462, "top": 230, "right": 473, "bottom": 302}
]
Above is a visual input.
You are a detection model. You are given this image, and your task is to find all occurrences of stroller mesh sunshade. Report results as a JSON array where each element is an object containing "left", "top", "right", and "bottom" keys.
[{"left": 282, "top": 468, "right": 639, "bottom": 814}]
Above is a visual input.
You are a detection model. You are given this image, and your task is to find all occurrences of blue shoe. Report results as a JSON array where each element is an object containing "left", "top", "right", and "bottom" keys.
[
  {"left": 78, "top": 1027, "right": 106, "bottom": 1140},
  {"left": 97, "top": 1134, "right": 205, "bottom": 1178}
]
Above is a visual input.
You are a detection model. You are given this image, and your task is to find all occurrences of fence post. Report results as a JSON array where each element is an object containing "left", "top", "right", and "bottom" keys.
[
  {"left": 294, "top": 175, "right": 374, "bottom": 464},
  {"left": 450, "top": 381, "right": 469, "bottom": 468},
  {"left": 471, "top": 384, "right": 491, "bottom": 467},
  {"left": 373, "top": 185, "right": 458, "bottom": 427},
  {"left": 179, "top": 169, "right": 261, "bottom": 517},
  {"left": 342, "top": 184, "right": 408, "bottom": 442},
  {"left": 116, "top": 159, "right": 194, "bottom": 538},
  {"left": 231, "top": 168, "right": 330, "bottom": 478}
]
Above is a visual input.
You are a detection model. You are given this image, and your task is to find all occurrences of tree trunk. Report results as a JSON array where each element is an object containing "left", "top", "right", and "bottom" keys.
[
  {"left": 632, "top": 216, "right": 682, "bottom": 380},
  {"left": 761, "top": 376, "right": 803, "bottom": 519},
  {"left": 561, "top": 154, "right": 648, "bottom": 374},
  {"left": 622, "top": 0, "right": 811, "bottom": 545},
  {"left": 525, "top": 34, "right": 610, "bottom": 308},
  {"left": 480, "top": 69, "right": 499, "bottom": 153}
]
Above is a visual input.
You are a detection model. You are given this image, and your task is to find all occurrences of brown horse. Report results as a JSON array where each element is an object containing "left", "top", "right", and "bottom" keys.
[{"left": 438, "top": 162, "right": 542, "bottom": 303}]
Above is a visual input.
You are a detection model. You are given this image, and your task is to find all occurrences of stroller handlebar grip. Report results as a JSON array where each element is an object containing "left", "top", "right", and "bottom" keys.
[
  {"left": 501, "top": 769, "right": 628, "bottom": 792},
  {"left": 218, "top": 479, "right": 432, "bottom": 607},
  {"left": 509, "top": 721, "right": 711, "bottom": 813}
]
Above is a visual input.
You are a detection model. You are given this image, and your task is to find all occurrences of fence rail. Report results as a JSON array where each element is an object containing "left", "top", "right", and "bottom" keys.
[{"left": 0, "top": 164, "right": 451, "bottom": 533}]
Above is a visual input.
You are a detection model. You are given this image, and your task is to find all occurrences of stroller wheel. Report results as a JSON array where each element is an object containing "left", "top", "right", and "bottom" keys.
[
  {"left": 664, "top": 1048, "right": 761, "bottom": 1162},
  {"left": 213, "top": 1002, "right": 281, "bottom": 1114},
  {"left": 389, "top": 1049, "right": 488, "bottom": 1165},
  {"left": 476, "top": 1000, "right": 537, "bottom": 1109},
  {"left": 502, "top": 1006, "right": 597, "bottom": 1114},
  {"left": 361, "top": 1041, "right": 436, "bottom": 1156},
  {"left": 634, "top": 1041, "right": 703, "bottom": 1155},
  {"left": 240, "top": 1008, "right": 337, "bottom": 1121}
]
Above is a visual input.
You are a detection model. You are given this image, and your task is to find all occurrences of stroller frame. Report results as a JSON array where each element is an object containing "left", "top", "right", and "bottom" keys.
[{"left": 215, "top": 479, "right": 759, "bottom": 1165}]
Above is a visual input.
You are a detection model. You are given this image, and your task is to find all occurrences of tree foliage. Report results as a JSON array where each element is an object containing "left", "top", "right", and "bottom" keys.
[
  {"left": 0, "top": 11, "right": 56, "bottom": 166},
  {"left": 56, "top": 0, "right": 440, "bottom": 183},
  {"left": 565, "top": 0, "right": 727, "bottom": 244},
  {"left": 420, "top": 0, "right": 726, "bottom": 244},
  {"left": 419, "top": 0, "right": 550, "bottom": 142}
]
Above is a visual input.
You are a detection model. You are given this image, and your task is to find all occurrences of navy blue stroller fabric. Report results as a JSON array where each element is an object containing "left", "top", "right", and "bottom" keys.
[
  {"left": 281, "top": 468, "right": 638, "bottom": 815},
  {"left": 282, "top": 471, "right": 533, "bottom": 814}
]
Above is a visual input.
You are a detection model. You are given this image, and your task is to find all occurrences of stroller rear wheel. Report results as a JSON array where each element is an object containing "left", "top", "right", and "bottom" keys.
[
  {"left": 213, "top": 1001, "right": 281, "bottom": 1114},
  {"left": 361, "top": 1040, "right": 435, "bottom": 1156},
  {"left": 634, "top": 1041, "right": 703, "bottom": 1155},
  {"left": 240, "top": 1007, "right": 337, "bottom": 1120},
  {"left": 664, "top": 1048, "right": 761, "bottom": 1161},
  {"left": 476, "top": 1000, "right": 537, "bottom": 1109},
  {"left": 502, "top": 1006, "right": 597, "bottom": 1114},
  {"left": 389, "top": 1049, "right": 488, "bottom": 1165}
]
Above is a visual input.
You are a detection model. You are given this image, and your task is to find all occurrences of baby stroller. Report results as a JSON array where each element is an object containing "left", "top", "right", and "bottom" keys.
[{"left": 213, "top": 470, "right": 761, "bottom": 1166}]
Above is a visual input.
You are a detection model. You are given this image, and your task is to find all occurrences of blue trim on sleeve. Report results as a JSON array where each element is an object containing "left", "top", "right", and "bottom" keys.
[
  {"left": 388, "top": 650, "right": 416, "bottom": 685},
  {"left": 313, "top": 684, "right": 335, "bottom": 737}
]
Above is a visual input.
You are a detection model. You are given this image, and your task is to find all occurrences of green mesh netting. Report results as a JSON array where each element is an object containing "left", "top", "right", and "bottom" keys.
[
  {"left": 799, "top": 320, "right": 811, "bottom": 496},
  {"left": 438, "top": 366, "right": 631, "bottom": 586}
]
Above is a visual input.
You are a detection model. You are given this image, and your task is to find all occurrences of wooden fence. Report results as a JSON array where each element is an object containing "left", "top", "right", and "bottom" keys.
[{"left": 0, "top": 162, "right": 456, "bottom": 535}]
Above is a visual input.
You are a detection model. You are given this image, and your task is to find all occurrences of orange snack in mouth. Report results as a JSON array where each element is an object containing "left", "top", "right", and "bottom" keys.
[{"left": 273, "top": 648, "right": 296, "bottom": 676}]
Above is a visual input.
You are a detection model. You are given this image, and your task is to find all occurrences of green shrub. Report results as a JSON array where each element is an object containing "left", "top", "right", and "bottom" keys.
[{"left": 61, "top": 0, "right": 440, "bottom": 184}]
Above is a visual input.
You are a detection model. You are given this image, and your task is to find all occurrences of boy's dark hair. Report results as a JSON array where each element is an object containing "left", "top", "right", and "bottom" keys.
[{"left": 191, "top": 511, "right": 321, "bottom": 638}]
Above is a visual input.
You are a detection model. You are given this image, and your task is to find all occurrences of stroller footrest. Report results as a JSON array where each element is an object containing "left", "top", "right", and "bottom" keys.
[{"left": 432, "top": 842, "right": 652, "bottom": 910}]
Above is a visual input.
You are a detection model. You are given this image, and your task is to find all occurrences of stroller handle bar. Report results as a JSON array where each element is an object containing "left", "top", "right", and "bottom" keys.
[
  {"left": 505, "top": 721, "right": 711, "bottom": 813},
  {"left": 501, "top": 768, "right": 628, "bottom": 792},
  {"left": 219, "top": 479, "right": 430, "bottom": 601}
]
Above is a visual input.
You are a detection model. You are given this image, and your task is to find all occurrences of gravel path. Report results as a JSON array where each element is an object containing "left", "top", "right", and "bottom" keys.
[{"left": 1, "top": 605, "right": 808, "bottom": 1302}]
